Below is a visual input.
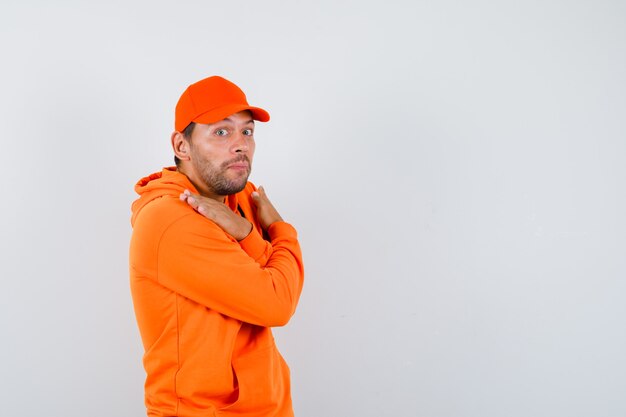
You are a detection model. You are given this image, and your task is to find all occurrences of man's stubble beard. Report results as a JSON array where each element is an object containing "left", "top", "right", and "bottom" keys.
[{"left": 193, "top": 153, "right": 252, "bottom": 196}]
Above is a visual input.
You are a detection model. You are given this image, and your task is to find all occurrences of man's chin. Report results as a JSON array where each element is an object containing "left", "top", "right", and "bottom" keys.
[
  {"left": 229, "top": 169, "right": 250, "bottom": 183},
  {"left": 231, "top": 180, "right": 248, "bottom": 194},
  {"left": 223, "top": 177, "right": 250, "bottom": 195}
]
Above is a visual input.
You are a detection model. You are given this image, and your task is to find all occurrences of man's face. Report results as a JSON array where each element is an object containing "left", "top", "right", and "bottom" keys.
[{"left": 187, "top": 110, "right": 256, "bottom": 197}]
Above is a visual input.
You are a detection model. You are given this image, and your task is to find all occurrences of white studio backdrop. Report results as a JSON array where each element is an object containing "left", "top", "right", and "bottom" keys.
[{"left": 0, "top": 1, "right": 624, "bottom": 416}]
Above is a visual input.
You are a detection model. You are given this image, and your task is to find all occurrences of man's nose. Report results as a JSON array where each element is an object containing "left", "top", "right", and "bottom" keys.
[{"left": 231, "top": 132, "right": 249, "bottom": 153}]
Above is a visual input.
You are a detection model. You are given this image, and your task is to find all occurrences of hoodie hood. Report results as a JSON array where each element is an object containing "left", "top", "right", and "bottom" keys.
[{"left": 131, "top": 167, "right": 198, "bottom": 226}]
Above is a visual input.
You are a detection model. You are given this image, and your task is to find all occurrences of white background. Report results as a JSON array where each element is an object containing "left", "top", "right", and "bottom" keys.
[{"left": 1, "top": 1, "right": 625, "bottom": 416}]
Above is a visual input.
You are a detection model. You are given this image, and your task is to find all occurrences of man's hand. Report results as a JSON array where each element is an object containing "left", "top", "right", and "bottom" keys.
[
  {"left": 251, "top": 186, "right": 284, "bottom": 230},
  {"left": 180, "top": 190, "right": 252, "bottom": 241}
]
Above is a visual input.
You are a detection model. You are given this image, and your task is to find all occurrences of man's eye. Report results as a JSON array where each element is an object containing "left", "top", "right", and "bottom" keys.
[
  {"left": 215, "top": 129, "right": 228, "bottom": 136},
  {"left": 243, "top": 129, "right": 253, "bottom": 136}
]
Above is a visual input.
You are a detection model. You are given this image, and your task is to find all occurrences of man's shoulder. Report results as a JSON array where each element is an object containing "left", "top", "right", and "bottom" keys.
[
  {"left": 134, "top": 194, "right": 233, "bottom": 240},
  {"left": 132, "top": 194, "right": 197, "bottom": 234}
]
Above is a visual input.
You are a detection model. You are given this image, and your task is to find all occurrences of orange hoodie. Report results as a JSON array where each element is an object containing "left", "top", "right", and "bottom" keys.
[{"left": 129, "top": 168, "right": 304, "bottom": 417}]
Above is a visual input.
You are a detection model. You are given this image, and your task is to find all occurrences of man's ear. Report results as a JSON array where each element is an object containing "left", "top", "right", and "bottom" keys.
[{"left": 171, "top": 131, "right": 191, "bottom": 162}]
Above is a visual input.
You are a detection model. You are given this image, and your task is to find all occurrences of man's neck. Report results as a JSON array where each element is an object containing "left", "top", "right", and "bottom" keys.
[{"left": 177, "top": 166, "right": 226, "bottom": 203}]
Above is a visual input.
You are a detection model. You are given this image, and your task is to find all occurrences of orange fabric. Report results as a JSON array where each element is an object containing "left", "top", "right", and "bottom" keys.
[
  {"left": 129, "top": 167, "right": 304, "bottom": 417},
  {"left": 175, "top": 76, "right": 270, "bottom": 132}
]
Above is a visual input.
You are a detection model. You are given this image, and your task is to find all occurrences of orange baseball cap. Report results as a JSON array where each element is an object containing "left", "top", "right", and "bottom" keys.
[{"left": 174, "top": 76, "right": 270, "bottom": 132}]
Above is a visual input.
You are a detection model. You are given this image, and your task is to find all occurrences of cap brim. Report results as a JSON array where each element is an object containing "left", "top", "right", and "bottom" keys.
[{"left": 192, "top": 104, "right": 270, "bottom": 125}]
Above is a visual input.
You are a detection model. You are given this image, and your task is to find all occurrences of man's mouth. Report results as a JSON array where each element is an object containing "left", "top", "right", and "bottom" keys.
[
  {"left": 224, "top": 157, "right": 250, "bottom": 171},
  {"left": 228, "top": 163, "right": 249, "bottom": 170}
]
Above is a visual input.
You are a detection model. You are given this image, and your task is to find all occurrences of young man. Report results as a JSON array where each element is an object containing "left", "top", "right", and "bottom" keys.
[{"left": 129, "top": 76, "right": 304, "bottom": 417}]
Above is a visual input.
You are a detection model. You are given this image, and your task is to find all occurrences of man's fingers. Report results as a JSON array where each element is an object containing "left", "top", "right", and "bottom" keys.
[
  {"left": 182, "top": 190, "right": 204, "bottom": 211},
  {"left": 253, "top": 186, "right": 269, "bottom": 202},
  {"left": 187, "top": 196, "right": 198, "bottom": 207},
  {"left": 251, "top": 188, "right": 264, "bottom": 205},
  {"left": 180, "top": 189, "right": 193, "bottom": 202}
]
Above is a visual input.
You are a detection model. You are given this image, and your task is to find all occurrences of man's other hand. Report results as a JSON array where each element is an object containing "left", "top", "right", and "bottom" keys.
[
  {"left": 251, "top": 186, "right": 284, "bottom": 230},
  {"left": 180, "top": 190, "right": 252, "bottom": 241}
]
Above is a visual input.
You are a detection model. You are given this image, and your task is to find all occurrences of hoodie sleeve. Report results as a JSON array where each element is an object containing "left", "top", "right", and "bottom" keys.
[
  {"left": 156, "top": 212, "right": 304, "bottom": 327},
  {"left": 237, "top": 225, "right": 273, "bottom": 267}
]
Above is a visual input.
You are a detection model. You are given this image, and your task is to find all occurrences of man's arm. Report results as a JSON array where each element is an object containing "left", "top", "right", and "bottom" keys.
[
  {"left": 156, "top": 187, "right": 303, "bottom": 327},
  {"left": 180, "top": 185, "right": 283, "bottom": 240},
  {"left": 181, "top": 185, "right": 280, "bottom": 266}
]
